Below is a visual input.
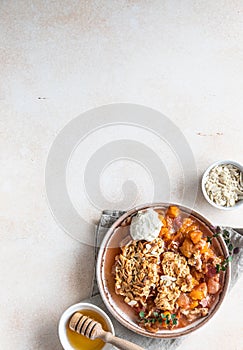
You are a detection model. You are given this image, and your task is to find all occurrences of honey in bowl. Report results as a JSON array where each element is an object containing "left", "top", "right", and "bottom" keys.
[{"left": 66, "top": 309, "right": 109, "bottom": 350}]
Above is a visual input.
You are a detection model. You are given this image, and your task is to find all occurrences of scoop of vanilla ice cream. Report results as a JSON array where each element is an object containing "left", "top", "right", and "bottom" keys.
[{"left": 130, "top": 209, "right": 163, "bottom": 241}]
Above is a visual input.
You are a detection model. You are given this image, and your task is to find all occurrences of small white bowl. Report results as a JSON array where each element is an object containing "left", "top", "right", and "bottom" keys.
[
  {"left": 201, "top": 160, "right": 243, "bottom": 210},
  {"left": 58, "top": 302, "right": 115, "bottom": 350}
]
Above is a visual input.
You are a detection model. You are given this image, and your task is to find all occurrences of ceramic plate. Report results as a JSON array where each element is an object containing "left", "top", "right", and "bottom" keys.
[{"left": 97, "top": 203, "right": 230, "bottom": 338}]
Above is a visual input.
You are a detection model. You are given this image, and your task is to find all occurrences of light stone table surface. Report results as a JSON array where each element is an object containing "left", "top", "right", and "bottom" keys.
[{"left": 0, "top": 1, "right": 243, "bottom": 349}]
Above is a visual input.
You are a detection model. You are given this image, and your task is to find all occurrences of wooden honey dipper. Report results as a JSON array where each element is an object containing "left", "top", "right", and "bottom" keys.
[{"left": 69, "top": 312, "right": 145, "bottom": 350}]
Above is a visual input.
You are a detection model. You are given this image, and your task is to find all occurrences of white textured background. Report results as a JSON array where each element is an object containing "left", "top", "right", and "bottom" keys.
[{"left": 0, "top": 1, "right": 243, "bottom": 349}]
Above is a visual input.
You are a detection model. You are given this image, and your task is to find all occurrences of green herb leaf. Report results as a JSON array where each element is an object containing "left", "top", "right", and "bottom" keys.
[
  {"left": 206, "top": 227, "right": 234, "bottom": 273},
  {"left": 228, "top": 243, "right": 233, "bottom": 252},
  {"left": 139, "top": 311, "right": 145, "bottom": 319},
  {"left": 173, "top": 318, "right": 178, "bottom": 325},
  {"left": 165, "top": 318, "right": 170, "bottom": 325},
  {"left": 216, "top": 255, "right": 233, "bottom": 273},
  {"left": 207, "top": 236, "right": 212, "bottom": 243},
  {"left": 223, "top": 229, "right": 230, "bottom": 237},
  {"left": 216, "top": 264, "right": 221, "bottom": 273}
]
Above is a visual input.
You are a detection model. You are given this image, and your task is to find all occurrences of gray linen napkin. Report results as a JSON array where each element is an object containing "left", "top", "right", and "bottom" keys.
[{"left": 85, "top": 210, "right": 243, "bottom": 350}]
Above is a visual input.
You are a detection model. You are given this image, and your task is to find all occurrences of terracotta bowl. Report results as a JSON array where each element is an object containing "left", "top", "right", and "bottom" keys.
[{"left": 96, "top": 203, "right": 230, "bottom": 338}]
